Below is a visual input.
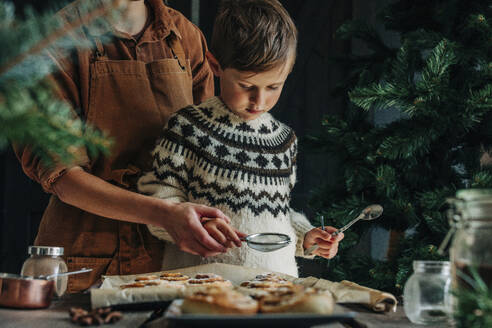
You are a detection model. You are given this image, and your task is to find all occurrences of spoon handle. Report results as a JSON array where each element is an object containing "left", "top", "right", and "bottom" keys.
[
  {"left": 332, "top": 213, "right": 365, "bottom": 236},
  {"left": 304, "top": 244, "right": 319, "bottom": 256}
]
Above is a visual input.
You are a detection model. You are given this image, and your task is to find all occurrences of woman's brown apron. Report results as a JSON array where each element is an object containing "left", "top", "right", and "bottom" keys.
[{"left": 35, "top": 33, "right": 194, "bottom": 293}]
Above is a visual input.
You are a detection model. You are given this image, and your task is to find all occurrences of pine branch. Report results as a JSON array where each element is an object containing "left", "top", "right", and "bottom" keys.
[
  {"left": 0, "top": 82, "right": 112, "bottom": 165},
  {"left": 417, "top": 39, "right": 457, "bottom": 97},
  {"left": 375, "top": 119, "right": 442, "bottom": 160},
  {"left": 454, "top": 268, "right": 492, "bottom": 328},
  {"left": 467, "top": 84, "right": 492, "bottom": 111},
  {"left": 471, "top": 170, "right": 492, "bottom": 188},
  {"left": 0, "top": 0, "right": 125, "bottom": 80},
  {"left": 349, "top": 82, "right": 411, "bottom": 112},
  {"left": 0, "top": 1, "right": 127, "bottom": 165}
]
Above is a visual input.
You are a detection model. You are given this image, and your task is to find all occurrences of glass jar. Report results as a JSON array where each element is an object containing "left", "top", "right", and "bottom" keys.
[
  {"left": 403, "top": 261, "right": 452, "bottom": 325},
  {"left": 20, "top": 246, "right": 68, "bottom": 297},
  {"left": 447, "top": 189, "right": 492, "bottom": 290}
]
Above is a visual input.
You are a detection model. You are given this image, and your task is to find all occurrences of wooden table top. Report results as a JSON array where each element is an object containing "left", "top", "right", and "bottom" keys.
[{"left": 0, "top": 293, "right": 451, "bottom": 328}]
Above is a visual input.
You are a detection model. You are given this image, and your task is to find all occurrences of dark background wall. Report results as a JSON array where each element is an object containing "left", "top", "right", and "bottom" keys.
[{"left": 1, "top": 0, "right": 382, "bottom": 276}]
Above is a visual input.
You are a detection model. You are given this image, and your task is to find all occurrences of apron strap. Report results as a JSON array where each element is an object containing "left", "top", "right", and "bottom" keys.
[{"left": 166, "top": 33, "right": 187, "bottom": 71}]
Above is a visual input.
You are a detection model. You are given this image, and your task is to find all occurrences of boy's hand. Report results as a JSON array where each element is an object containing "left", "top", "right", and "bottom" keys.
[
  {"left": 202, "top": 218, "right": 246, "bottom": 249},
  {"left": 303, "top": 226, "right": 344, "bottom": 259}
]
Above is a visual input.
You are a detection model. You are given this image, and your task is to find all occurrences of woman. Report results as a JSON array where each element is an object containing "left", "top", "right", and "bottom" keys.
[{"left": 14, "top": 0, "right": 239, "bottom": 293}]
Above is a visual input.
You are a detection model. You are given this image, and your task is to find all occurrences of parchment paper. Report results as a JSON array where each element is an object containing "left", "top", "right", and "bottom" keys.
[{"left": 90, "top": 263, "right": 397, "bottom": 312}]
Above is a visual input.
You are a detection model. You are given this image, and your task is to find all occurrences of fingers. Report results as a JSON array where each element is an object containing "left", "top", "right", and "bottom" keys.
[
  {"left": 197, "top": 205, "right": 230, "bottom": 224},
  {"left": 322, "top": 226, "right": 344, "bottom": 242},
  {"left": 217, "top": 223, "right": 242, "bottom": 247},
  {"left": 314, "top": 238, "right": 334, "bottom": 248},
  {"left": 189, "top": 218, "right": 227, "bottom": 253},
  {"left": 315, "top": 246, "right": 338, "bottom": 259},
  {"left": 313, "top": 226, "right": 345, "bottom": 243},
  {"left": 310, "top": 227, "right": 334, "bottom": 242},
  {"left": 314, "top": 238, "right": 339, "bottom": 257},
  {"left": 204, "top": 220, "right": 243, "bottom": 248},
  {"left": 315, "top": 242, "right": 340, "bottom": 259},
  {"left": 334, "top": 232, "right": 344, "bottom": 242},
  {"left": 206, "top": 225, "right": 228, "bottom": 245},
  {"left": 179, "top": 237, "right": 223, "bottom": 257},
  {"left": 322, "top": 226, "right": 338, "bottom": 234},
  {"left": 234, "top": 229, "right": 248, "bottom": 239}
]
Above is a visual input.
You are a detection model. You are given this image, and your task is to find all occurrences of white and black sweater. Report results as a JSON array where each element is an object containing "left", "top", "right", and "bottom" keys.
[{"left": 138, "top": 96, "right": 314, "bottom": 277}]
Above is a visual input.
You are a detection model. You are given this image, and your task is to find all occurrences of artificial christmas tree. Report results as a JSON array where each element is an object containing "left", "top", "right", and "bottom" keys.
[
  {"left": 305, "top": 0, "right": 492, "bottom": 300},
  {"left": 0, "top": 0, "right": 127, "bottom": 165}
]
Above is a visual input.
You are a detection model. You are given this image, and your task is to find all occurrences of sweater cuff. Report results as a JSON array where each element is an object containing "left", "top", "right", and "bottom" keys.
[
  {"left": 290, "top": 210, "right": 316, "bottom": 259},
  {"left": 147, "top": 224, "right": 174, "bottom": 243},
  {"left": 145, "top": 196, "right": 185, "bottom": 244}
]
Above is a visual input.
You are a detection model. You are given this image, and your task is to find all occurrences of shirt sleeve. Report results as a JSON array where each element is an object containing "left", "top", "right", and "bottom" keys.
[
  {"left": 188, "top": 26, "right": 214, "bottom": 104},
  {"left": 12, "top": 45, "right": 90, "bottom": 194},
  {"left": 137, "top": 118, "right": 191, "bottom": 243}
]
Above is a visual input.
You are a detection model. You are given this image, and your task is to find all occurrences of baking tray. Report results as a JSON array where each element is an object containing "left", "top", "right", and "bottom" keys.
[{"left": 159, "top": 299, "right": 357, "bottom": 328}]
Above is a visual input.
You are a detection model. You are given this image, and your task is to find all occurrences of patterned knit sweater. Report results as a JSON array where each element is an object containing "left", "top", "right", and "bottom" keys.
[{"left": 137, "top": 96, "right": 314, "bottom": 277}]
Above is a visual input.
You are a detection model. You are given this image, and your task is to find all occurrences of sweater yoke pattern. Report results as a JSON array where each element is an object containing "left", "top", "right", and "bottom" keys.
[
  {"left": 154, "top": 97, "right": 297, "bottom": 181},
  {"left": 148, "top": 97, "right": 298, "bottom": 217}
]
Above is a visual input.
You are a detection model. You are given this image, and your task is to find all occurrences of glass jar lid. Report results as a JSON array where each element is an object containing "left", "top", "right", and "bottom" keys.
[
  {"left": 28, "top": 246, "right": 64, "bottom": 256},
  {"left": 449, "top": 189, "right": 492, "bottom": 220},
  {"left": 413, "top": 260, "right": 450, "bottom": 274},
  {"left": 455, "top": 189, "right": 492, "bottom": 201}
]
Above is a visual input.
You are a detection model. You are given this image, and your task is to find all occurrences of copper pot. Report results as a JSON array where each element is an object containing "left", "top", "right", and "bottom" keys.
[
  {"left": 0, "top": 273, "right": 54, "bottom": 309},
  {"left": 0, "top": 268, "right": 92, "bottom": 309}
]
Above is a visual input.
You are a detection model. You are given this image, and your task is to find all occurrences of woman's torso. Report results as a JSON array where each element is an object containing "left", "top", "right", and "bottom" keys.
[{"left": 35, "top": 0, "right": 213, "bottom": 292}]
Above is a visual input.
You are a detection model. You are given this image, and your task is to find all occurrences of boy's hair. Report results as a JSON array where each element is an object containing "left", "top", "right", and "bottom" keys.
[{"left": 210, "top": 0, "right": 297, "bottom": 72}]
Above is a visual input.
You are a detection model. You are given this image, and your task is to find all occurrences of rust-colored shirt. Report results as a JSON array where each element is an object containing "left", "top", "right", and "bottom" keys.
[{"left": 13, "top": 0, "right": 214, "bottom": 292}]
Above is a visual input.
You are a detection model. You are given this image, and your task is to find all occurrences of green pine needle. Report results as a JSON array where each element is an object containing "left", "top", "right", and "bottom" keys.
[{"left": 0, "top": 1, "right": 125, "bottom": 165}]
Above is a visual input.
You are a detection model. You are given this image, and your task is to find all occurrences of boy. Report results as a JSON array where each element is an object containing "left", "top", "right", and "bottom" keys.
[{"left": 138, "top": 0, "right": 343, "bottom": 277}]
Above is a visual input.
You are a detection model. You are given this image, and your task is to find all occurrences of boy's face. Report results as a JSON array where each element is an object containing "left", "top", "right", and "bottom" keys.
[{"left": 207, "top": 53, "right": 293, "bottom": 121}]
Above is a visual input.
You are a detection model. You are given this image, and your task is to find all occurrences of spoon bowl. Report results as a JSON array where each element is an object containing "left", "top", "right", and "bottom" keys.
[
  {"left": 363, "top": 204, "right": 384, "bottom": 221},
  {"left": 334, "top": 204, "right": 384, "bottom": 235},
  {"left": 241, "top": 233, "right": 291, "bottom": 252}
]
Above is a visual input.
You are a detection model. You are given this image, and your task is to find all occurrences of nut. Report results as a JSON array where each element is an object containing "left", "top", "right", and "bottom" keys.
[
  {"left": 104, "top": 311, "right": 123, "bottom": 324},
  {"left": 68, "top": 307, "right": 123, "bottom": 326}
]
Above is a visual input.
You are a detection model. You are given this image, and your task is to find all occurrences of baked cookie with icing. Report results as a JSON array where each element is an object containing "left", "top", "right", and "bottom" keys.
[
  {"left": 259, "top": 287, "right": 334, "bottom": 314},
  {"left": 181, "top": 286, "right": 258, "bottom": 315},
  {"left": 185, "top": 273, "right": 233, "bottom": 292},
  {"left": 159, "top": 272, "right": 190, "bottom": 283},
  {"left": 237, "top": 273, "right": 294, "bottom": 298}
]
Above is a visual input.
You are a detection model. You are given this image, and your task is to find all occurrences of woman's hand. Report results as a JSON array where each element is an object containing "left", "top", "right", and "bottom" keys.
[
  {"left": 303, "top": 226, "right": 344, "bottom": 259},
  {"left": 202, "top": 218, "right": 246, "bottom": 249},
  {"left": 158, "top": 202, "right": 238, "bottom": 257}
]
